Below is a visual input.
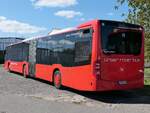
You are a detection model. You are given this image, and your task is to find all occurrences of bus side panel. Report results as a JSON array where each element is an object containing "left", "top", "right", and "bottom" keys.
[
  {"left": 61, "top": 65, "right": 96, "bottom": 91},
  {"left": 5, "top": 61, "right": 29, "bottom": 75},
  {"left": 34, "top": 64, "right": 96, "bottom": 91},
  {"left": 4, "top": 60, "right": 9, "bottom": 70},
  {"left": 8, "top": 61, "right": 23, "bottom": 73},
  {"left": 35, "top": 64, "right": 53, "bottom": 82}
]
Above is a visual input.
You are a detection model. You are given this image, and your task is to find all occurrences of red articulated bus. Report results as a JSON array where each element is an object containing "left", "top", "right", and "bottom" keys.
[{"left": 4, "top": 20, "right": 144, "bottom": 91}]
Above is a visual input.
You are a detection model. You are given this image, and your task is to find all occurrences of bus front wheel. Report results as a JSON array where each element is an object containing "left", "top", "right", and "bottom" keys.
[{"left": 53, "top": 71, "right": 62, "bottom": 89}]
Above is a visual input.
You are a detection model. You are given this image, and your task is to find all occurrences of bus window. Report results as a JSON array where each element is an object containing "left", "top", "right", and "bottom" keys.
[
  {"left": 74, "top": 28, "right": 92, "bottom": 65},
  {"left": 101, "top": 21, "right": 142, "bottom": 55}
]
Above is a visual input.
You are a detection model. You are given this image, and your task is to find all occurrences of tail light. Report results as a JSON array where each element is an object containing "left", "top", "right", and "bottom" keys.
[{"left": 94, "top": 60, "right": 101, "bottom": 79}]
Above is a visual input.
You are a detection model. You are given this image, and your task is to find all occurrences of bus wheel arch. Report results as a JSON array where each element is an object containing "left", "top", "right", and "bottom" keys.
[{"left": 53, "top": 69, "right": 62, "bottom": 89}]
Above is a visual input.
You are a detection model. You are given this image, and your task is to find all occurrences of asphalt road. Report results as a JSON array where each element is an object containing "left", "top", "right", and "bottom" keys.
[{"left": 0, "top": 65, "right": 150, "bottom": 113}]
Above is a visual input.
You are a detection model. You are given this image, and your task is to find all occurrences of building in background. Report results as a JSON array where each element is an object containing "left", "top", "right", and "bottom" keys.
[{"left": 0, "top": 37, "right": 24, "bottom": 63}]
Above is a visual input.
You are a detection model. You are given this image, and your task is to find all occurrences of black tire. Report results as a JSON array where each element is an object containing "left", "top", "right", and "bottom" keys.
[
  {"left": 53, "top": 70, "right": 62, "bottom": 89},
  {"left": 23, "top": 65, "right": 27, "bottom": 78}
]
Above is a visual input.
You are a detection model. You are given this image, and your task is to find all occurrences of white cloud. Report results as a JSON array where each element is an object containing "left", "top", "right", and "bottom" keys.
[
  {"left": 106, "top": 13, "right": 114, "bottom": 16},
  {"left": 54, "top": 10, "right": 82, "bottom": 19},
  {"left": 31, "top": 0, "right": 77, "bottom": 7},
  {"left": 0, "top": 16, "right": 46, "bottom": 34},
  {"left": 0, "top": 16, "right": 6, "bottom": 21}
]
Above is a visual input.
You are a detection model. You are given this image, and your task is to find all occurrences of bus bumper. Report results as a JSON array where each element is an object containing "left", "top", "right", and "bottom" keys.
[{"left": 95, "top": 78, "right": 144, "bottom": 91}]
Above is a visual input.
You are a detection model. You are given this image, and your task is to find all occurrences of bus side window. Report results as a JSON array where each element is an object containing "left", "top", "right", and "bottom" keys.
[
  {"left": 74, "top": 28, "right": 92, "bottom": 65},
  {"left": 82, "top": 29, "right": 92, "bottom": 38}
]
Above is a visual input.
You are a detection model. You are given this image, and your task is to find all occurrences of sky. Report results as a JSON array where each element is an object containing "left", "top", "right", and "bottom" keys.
[{"left": 0, "top": 0, "right": 128, "bottom": 38}]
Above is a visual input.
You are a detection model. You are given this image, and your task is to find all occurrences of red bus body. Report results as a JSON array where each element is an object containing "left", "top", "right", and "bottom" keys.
[{"left": 4, "top": 20, "right": 144, "bottom": 91}]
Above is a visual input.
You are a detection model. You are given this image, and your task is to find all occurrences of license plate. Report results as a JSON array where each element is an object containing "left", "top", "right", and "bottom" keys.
[{"left": 118, "top": 81, "right": 128, "bottom": 85}]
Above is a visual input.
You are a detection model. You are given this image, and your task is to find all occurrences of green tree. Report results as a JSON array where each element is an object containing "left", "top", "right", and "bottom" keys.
[{"left": 116, "top": 0, "right": 150, "bottom": 62}]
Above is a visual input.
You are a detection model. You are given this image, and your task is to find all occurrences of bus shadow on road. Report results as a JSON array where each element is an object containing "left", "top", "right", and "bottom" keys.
[{"left": 62, "top": 85, "right": 150, "bottom": 104}]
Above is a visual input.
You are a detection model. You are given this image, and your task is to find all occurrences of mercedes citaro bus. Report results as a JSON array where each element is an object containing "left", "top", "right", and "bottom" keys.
[{"left": 4, "top": 20, "right": 144, "bottom": 91}]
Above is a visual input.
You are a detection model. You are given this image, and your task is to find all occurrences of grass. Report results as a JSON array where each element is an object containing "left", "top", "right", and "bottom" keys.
[
  {"left": 145, "top": 79, "right": 150, "bottom": 85},
  {"left": 145, "top": 68, "right": 150, "bottom": 75},
  {"left": 144, "top": 68, "right": 150, "bottom": 85}
]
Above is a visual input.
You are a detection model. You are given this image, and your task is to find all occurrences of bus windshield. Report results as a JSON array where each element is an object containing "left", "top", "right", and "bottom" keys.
[{"left": 101, "top": 21, "right": 142, "bottom": 55}]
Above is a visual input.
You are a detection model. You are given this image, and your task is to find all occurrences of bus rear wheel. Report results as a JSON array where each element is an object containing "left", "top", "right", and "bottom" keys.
[
  {"left": 23, "top": 65, "right": 28, "bottom": 78},
  {"left": 53, "top": 71, "right": 62, "bottom": 89}
]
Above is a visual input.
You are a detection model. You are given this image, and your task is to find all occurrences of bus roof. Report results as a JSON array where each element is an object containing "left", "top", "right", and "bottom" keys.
[
  {"left": 22, "top": 27, "right": 77, "bottom": 42},
  {"left": 6, "top": 27, "right": 77, "bottom": 47}
]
